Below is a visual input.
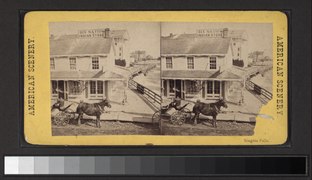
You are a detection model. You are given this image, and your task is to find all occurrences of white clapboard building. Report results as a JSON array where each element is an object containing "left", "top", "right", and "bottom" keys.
[
  {"left": 50, "top": 28, "right": 130, "bottom": 103},
  {"left": 161, "top": 28, "right": 248, "bottom": 104}
]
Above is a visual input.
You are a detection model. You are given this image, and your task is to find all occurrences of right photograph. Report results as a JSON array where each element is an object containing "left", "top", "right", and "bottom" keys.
[{"left": 158, "top": 22, "right": 273, "bottom": 136}]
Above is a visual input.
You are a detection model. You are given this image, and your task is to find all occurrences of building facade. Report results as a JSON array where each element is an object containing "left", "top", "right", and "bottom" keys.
[
  {"left": 50, "top": 28, "right": 129, "bottom": 103},
  {"left": 161, "top": 28, "right": 247, "bottom": 104}
]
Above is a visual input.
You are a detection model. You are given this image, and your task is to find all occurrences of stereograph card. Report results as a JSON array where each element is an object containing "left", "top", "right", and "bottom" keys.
[{"left": 24, "top": 11, "right": 288, "bottom": 145}]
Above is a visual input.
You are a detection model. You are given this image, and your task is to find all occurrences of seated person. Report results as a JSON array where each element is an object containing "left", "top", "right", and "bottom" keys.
[{"left": 51, "top": 97, "right": 65, "bottom": 111}]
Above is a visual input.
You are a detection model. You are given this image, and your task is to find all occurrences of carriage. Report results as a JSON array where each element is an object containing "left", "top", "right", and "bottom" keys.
[
  {"left": 152, "top": 103, "right": 192, "bottom": 125},
  {"left": 52, "top": 104, "right": 76, "bottom": 126}
]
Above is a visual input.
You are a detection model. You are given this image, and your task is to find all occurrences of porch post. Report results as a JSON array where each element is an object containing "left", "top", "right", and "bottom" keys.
[{"left": 202, "top": 80, "right": 206, "bottom": 99}]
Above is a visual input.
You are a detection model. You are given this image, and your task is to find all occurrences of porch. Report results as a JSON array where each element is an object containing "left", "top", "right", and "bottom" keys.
[
  {"left": 161, "top": 69, "right": 244, "bottom": 104},
  {"left": 50, "top": 70, "right": 127, "bottom": 103}
]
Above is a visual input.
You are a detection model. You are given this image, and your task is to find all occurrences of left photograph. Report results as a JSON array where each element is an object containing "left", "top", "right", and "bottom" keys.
[{"left": 49, "top": 22, "right": 161, "bottom": 136}]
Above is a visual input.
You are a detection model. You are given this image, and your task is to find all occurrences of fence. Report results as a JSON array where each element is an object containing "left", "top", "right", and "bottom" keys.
[
  {"left": 130, "top": 64, "right": 156, "bottom": 76},
  {"left": 245, "top": 80, "right": 272, "bottom": 101},
  {"left": 128, "top": 79, "right": 161, "bottom": 110}
]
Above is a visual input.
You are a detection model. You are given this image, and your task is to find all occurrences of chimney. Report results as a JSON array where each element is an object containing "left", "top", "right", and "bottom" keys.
[
  {"left": 104, "top": 28, "right": 110, "bottom": 38},
  {"left": 222, "top": 28, "right": 229, "bottom": 38}
]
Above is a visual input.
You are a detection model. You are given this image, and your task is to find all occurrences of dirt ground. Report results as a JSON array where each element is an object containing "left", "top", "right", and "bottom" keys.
[
  {"left": 52, "top": 120, "right": 160, "bottom": 136},
  {"left": 161, "top": 120, "right": 255, "bottom": 136},
  {"left": 52, "top": 118, "right": 255, "bottom": 136}
]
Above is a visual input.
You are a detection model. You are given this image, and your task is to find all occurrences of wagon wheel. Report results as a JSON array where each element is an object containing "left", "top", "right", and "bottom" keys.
[
  {"left": 152, "top": 110, "right": 161, "bottom": 125},
  {"left": 64, "top": 109, "right": 75, "bottom": 125},
  {"left": 53, "top": 109, "right": 74, "bottom": 126},
  {"left": 53, "top": 112, "right": 68, "bottom": 126},
  {"left": 170, "top": 111, "right": 186, "bottom": 125}
]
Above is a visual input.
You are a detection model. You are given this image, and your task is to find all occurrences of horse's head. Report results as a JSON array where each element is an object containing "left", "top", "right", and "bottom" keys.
[
  {"left": 100, "top": 98, "right": 112, "bottom": 108},
  {"left": 218, "top": 99, "right": 228, "bottom": 108}
]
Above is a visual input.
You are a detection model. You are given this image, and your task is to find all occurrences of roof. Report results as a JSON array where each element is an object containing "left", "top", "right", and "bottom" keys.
[
  {"left": 161, "top": 35, "right": 231, "bottom": 55},
  {"left": 51, "top": 70, "right": 125, "bottom": 80},
  {"left": 50, "top": 38, "right": 112, "bottom": 56},
  {"left": 161, "top": 69, "right": 242, "bottom": 80}
]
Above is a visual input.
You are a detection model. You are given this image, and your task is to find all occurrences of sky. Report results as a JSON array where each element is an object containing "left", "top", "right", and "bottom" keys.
[
  {"left": 161, "top": 22, "right": 273, "bottom": 58},
  {"left": 49, "top": 22, "right": 272, "bottom": 58},
  {"left": 49, "top": 22, "right": 161, "bottom": 57}
]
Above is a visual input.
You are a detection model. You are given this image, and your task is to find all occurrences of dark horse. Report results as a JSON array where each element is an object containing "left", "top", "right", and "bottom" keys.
[
  {"left": 192, "top": 99, "right": 228, "bottom": 127},
  {"left": 76, "top": 98, "right": 112, "bottom": 128}
]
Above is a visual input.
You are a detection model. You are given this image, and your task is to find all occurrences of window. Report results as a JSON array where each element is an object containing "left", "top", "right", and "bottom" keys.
[
  {"left": 69, "top": 57, "right": 76, "bottom": 70},
  {"left": 187, "top": 57, "right": 194, "bottom": 69},
  {"left": 207, "top": 81, "right": 213, "bottom": 94},
  {"left": 69, "top": 81, "right": 80, "bottom": 95},
  {"left": 97, "top": 81, "right": 103, "bottom": 94},
  {"left": 166, "top": 57, "right": 172, "bottom": 69},
  {"left": 209, "top": 57, "right": 217, "bottom": 69},
  {"left": 207, "top": 80, "right": 221, "bottom": 94},
  {"left": 50, "top": 58, "right": 55, "bottom": 70},
  {"left": 51, "top": 81, "right": 57, "bottom": 94},
  {"left": 92, "top": 57, "right": 99, "bottom": 70},
  {"left": 90, "top": 81, "right": 104, "bottom": 94},
  {"left": 185, "top": 80, "right": 197, "bottom": 94},
  {"left": 214, "top": 81, "right": 220, "bottom": 94},
  {"left": 90, "top": 81, "right": 96, "bottom": 94},
  {"left": 169, "top": 80, "right": 175, "bottom": 93}
]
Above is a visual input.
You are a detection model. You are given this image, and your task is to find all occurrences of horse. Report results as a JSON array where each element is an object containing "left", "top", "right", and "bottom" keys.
[
  {"left": 76, "top": 98, "right": 112, "bottom": 128},
  {"left": 191, "top": 99, "right": 228, "bottom": 128}
]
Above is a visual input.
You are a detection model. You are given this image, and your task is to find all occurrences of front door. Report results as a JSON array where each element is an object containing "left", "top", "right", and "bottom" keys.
[
  {"left": 57, "top": 81, "right": 65, "bottom": 99},
  {"left": 175, "top": 80, "right": 182, "bottom": 98}
]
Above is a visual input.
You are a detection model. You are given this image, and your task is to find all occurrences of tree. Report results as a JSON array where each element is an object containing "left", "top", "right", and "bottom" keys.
[{"left": 248, "top": 51, "right": 264, "bottom": 62}]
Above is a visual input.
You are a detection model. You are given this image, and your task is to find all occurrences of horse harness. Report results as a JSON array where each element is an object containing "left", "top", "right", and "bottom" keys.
[
  {"left": 201, "top": 103, "right": 220, "bottom": 114},
  {"left": 96, "top": 104, "right": 105, "bottom": 113}
]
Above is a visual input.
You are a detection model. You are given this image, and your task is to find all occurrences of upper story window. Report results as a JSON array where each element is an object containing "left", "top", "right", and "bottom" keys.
[
  {"left": 166, "top": 57, "right": 173, "bottom": 69},
  {"left": 92, "top": 57, "right": 99, "bottom": 70},
  {"left": 69, "top": 57, "right": 76, "bottom": 70},
  {"left": 209, "top": 57, "right": 217, "bottom": 70},
  {"left": 187, "top": 57, "right": 194, "bottom": 69},
  {"left": 50, "top": 58, "right": 55, "bottom": 70}
]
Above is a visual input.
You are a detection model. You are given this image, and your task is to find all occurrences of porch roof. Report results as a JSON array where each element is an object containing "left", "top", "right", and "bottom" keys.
[
  {"left": 51, "top": 70, "right": 126, "bottom": 80},
  {"left": 161, "top": 69, "right": 242, "bottom": 80}
]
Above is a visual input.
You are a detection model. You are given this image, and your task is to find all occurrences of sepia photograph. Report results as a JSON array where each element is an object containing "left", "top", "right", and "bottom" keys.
[
  {"left": 49, "top": 22, "right": 161, "bottom": 136},
  {"left": 158, "top": 22, "right": 273, "bottom": 136},
  {"left": 48, "top": 21, "right": 273, "bottom": 136}
]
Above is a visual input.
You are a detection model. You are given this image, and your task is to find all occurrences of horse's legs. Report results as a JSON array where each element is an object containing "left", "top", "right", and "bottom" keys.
[
  {"left": 212, "top": 115, "right": 217, "bottom": 128},
  {"left": 193, "top": 113, "right": 198, "bottom": 125},
  {"left": 96, "top": 115, "right": 101, "bottom": 128},
  {"left": 77, "top": 113, "right": 82, "bottom": 126}
]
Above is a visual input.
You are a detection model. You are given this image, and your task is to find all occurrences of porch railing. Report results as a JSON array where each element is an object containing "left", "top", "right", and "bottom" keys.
[
  {"left": 245, "top": 80, "right": 272, "bottom": 101},
  {"left": 128, "top": 79, "right": 161, "bottom": 110}
]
